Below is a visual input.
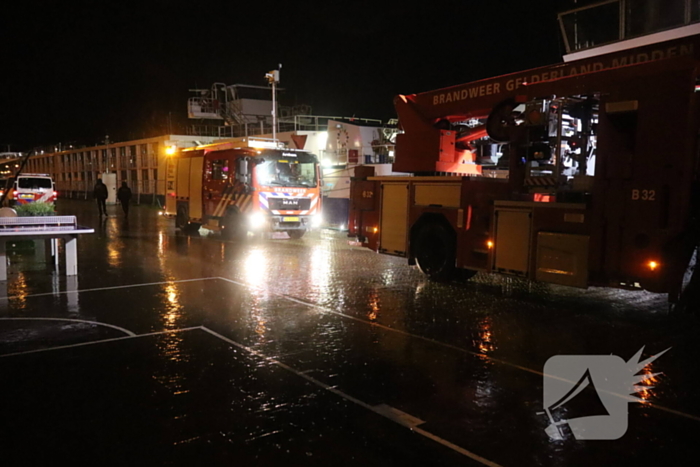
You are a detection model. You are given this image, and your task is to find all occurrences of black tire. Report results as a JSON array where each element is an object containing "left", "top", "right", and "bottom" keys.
[
  {"left": 185, "top": 223, "right": 201, "bottom": 234},
  {"left": 176, "top": 204, "right": 188, "bottom": 230},
  {"left": 414, "top": 222, "right": 458, "bottom": 282},
  {"left": 287, "top": 229, "right": 306, "bottom": 239},
  {"left": 221, "top": 211, "right": 246, "bottom": 240},
  {"left": 457, "top": 268, "right": 479, "bottom": 281}
]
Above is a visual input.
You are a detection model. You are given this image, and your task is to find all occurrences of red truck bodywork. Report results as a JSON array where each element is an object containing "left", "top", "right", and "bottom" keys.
[{"left": 350, "top": 34, "right": 700, "bottom": 305}]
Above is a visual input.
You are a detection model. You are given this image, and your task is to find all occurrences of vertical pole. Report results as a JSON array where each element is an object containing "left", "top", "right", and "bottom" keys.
[
  {"left": 52, "top": 238, "right": 59, "bottom": 270},
  {"left": 0, "top": 240, "right": 6, "bottom": 281},
  {"left": 555, "top": 100, "right": 564, "bottom": 185},
  {"left": 272, "top": 80, "right": 277, "bottom": 141},
  {"left": 619, "top": 0, "right": 626, "bottom": 40}
]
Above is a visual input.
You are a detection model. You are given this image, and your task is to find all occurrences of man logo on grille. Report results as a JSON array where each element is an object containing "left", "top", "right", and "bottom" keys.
[{"left": 541, "top": 346, "right": 669, "bottom": 440}]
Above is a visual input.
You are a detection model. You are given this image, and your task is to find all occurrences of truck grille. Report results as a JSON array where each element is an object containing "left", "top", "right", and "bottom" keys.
[{"left": 268, "top": 197, "right": 311, "bottom": 211}]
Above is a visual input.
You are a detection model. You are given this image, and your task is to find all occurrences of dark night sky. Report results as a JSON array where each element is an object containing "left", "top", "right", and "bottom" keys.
[{"left": 1, "top": 0, "right": 581, "bottom": 150}]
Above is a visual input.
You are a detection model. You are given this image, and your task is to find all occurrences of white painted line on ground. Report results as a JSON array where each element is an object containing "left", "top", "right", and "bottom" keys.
[
  {"left": 215, "top": 276, "right": 700, "bottom": 423},
  {"left": 372, "top": 404, "right": 425, "bottom": 428},
  {"left": 0, "top": 317, "right": 136, "bottom": 336},
  {"left": 199, "top": 326, "right": 502, "bottom": 467},
  {"left": 0, "top": 277, "right": 218, "bottom": 301},
  {"left": 0, "top": 326, "right": 202, "bottom": 358}
]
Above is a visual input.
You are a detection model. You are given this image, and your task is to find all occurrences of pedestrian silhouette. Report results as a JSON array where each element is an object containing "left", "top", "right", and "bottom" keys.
[
  {"left": 117, "top": 181, "right": 132, "bottom": 217},
  {"left": 93, "top": 179, "right": 108, "bottom": 217}
]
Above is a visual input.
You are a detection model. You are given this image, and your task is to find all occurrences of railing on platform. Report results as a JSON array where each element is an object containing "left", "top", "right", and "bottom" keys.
[{"left": 559, "top": 0, "right": 700, "bottom": 54}]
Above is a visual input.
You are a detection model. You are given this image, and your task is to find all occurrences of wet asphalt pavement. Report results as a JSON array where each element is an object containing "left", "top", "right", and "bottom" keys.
[{"left": 0, "top": 200, "right": 699, "bottom": 466}]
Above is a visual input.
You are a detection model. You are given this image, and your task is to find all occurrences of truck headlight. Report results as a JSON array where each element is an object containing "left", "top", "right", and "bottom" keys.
[
  {"left": 311, "top": 214, "right": 323, "bottom": 228},
  {"left": 249, "top": 212, "right": 267, "bottom": 228}
]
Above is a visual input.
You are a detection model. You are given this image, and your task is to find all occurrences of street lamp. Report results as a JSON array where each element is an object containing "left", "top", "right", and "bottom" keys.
[{"left": 265, "top": 64, "right": 281, "bottom": 140}]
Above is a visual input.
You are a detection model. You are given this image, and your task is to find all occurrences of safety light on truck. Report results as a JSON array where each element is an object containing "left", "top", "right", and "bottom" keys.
[
  {"left": 648, "top": 261, "right": 659, "bottom": 271},
  {"left": 487, "top": 240, "right": 494, "bottom": 249}
]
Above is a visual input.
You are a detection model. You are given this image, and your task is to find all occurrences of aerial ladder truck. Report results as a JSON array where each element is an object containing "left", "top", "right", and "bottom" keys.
[{"left": 349, "top": 4, "right": 700, "bottom": 310}]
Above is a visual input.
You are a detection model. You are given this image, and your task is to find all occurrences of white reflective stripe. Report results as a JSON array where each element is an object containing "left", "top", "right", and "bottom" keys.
[
  {"left": 240, "top": 195, "right": 253, "bottom": 213},
  {"left": 211, "top": 191, "right": 229, "bottom": 218}
]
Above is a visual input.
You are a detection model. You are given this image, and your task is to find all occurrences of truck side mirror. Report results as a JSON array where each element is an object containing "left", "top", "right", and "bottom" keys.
[
  {"left": 235, "top": 157, "right": 251, "bottom": 185},
  {"left": 235, "top": 158, "right": 247, "bottom": 181}
]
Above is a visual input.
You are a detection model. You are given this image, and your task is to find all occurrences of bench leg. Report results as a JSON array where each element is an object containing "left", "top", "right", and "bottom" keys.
[
  {"left": 52, "top": 239, "right": 59, "bottom": 270},
  {"left": 67, "top": 275, "right": 79, "bottom": 313},
  {"left": 0, "top": 241, "right": 6, "bottom": 281},
  {"left": 65, "top": 237, "right": 78, "bottom": 276}
]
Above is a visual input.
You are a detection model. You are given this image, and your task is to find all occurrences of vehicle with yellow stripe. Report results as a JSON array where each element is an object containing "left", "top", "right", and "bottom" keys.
[{"left": 165, "top": 140, "right": 322, "bottom": 239}]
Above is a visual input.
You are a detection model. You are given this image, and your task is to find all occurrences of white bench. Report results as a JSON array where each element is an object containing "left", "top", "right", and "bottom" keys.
[{"left": 0, "top": 216, "right": 94, "bottom": 280}]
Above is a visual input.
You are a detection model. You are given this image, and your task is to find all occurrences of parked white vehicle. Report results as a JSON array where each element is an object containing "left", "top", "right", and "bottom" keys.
[{"left": 11, "top": 174, "right": 57, "bottom": 205}]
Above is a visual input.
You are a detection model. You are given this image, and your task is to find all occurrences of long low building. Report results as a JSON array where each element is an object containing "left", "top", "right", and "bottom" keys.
[{"left": 1, "top": 135, "right": 220, "bottom": 204}]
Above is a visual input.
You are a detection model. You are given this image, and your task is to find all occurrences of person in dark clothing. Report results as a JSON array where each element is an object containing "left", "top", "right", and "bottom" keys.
[
  {"left": 93, "top": 179, "right": 108, "bottom": 216},
  {"left": 117, "top": 181, "right": 132, "bottom": 216}
]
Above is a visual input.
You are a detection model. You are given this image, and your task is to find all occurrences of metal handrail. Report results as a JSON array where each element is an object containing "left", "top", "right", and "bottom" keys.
[{"left": 558, "top": 0, "right": 698, "bottom": 54}]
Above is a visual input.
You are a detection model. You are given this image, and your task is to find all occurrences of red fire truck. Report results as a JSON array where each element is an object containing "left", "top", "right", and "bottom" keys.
[
  {"left": 349, "top": 32, "right": 700, "bottom": 309},
  {"left": 166, "top": 140, "right": 322, "bottom": 238}
]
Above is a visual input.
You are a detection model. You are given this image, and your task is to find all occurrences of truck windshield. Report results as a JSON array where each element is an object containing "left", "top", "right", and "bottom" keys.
[
  {"left": 18, "top": 177, "right": 52, "bottom": 189},
  {"left": 256, "top": 160, "right": 317, "bottom": 188}
]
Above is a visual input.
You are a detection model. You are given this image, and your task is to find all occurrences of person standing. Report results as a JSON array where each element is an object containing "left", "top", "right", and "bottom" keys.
[
  {"left": 117, "top": 181, "right": 132, "bottom": 217},
  {"left": 93, "top": 179, "right": 108, "bottom": 217}
]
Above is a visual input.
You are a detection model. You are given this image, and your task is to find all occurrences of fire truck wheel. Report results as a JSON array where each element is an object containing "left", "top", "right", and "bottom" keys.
[
  {"left": 176, "top": 204, "right": 188, "bottom": 230},
  {"left": 222, "top": 212, "right": 246, "bottom": 240},
  {"left": 458, "top": 269, "right": 478, "bottom": 281},
  {"left": 414, "top": 222, "right": 457, "bottom": 282},
  {"left": 287, "top": 230, "right": 306, "bottom": 239}
]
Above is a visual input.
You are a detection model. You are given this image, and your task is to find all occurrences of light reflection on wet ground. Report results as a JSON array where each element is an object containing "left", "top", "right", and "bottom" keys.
[{"left": 0, "top": 200, "right": 698, "bottom": 465}]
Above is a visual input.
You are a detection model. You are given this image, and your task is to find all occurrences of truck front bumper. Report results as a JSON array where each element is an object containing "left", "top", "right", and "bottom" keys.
[{"left": 270, "top": 214, "right": 322, "bottom": 231}]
